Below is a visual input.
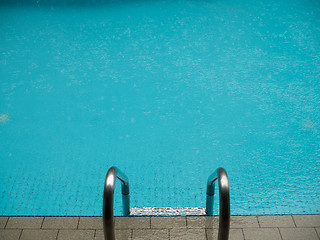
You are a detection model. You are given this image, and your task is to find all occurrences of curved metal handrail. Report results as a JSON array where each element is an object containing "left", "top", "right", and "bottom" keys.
[
  {"left": 103, "top": 167, "right": 130, "bottom": 240},
  {"left": 206, "top": 168, "right": 230, "bottom": 240}
]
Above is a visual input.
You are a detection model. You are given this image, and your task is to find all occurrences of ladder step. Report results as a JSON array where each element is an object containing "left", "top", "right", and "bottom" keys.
[{"left": 130, "top": 207, "right": 207, "bottom": 216}]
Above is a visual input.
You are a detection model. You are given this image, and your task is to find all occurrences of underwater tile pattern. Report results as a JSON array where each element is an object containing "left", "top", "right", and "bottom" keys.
[{"left": 0, "top": 0, "right": 320, "bottom": 216}]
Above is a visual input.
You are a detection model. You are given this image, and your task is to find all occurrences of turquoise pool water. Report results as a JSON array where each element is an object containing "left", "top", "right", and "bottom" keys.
[{"left": 0, "top": 0, "right": 320, "bottom": 216}]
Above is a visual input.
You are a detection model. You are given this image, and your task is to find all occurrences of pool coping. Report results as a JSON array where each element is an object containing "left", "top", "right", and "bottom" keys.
[{"left": 1, "top": 214, "right": 320, "bottom": 239}]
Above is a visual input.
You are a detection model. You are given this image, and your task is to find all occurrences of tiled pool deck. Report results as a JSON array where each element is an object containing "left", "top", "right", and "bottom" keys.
[{"left": 0, "top": 215, "right": 319, "bottom": 240}]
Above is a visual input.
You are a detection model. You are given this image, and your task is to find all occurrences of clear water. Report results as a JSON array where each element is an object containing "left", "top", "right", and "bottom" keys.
[{"left": 0, "top": 0, "right": 320, "bottom": 216}]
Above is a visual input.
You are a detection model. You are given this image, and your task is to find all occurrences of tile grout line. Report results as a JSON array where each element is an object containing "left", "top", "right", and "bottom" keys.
[
  {"left": 168, "top": 228, "right": 171, "bottom": 240},
  {"left": 315, "top": 227, "right": 320, "bottom": 240},
  {"left": 54, "top": 229, "right": 59, "bottom": 240},
  {"left": 40, "top": 217, "right": 45, "bottom": 229},
  {"left": 204, "top": 228, "right": 208, "bottom": 240},
  {"left": 277, "top": 227, "right": 284, "bottom": 240},
  {"left": 241, "top": 228, "right": 246, "bottom": 240},
  {"left": 185, "top": 216, "right": 188, "bottom": 229},
  {"left": 18, "top": 229, "right": 23, "bottom": 240},
  {"left": 291, "top": 215, "right": 297, "bottom": 228},
  {"left": 76, "top": 217, "right": 80, "bottom": 229},
  {"left": 4, "top": 217, "right": 9, "bottom": 229},
  {"left": 256, "top": 216, "right": 261, "bottom": 228}
]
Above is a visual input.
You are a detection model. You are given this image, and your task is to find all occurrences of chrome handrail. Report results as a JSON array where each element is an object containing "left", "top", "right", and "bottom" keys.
[
  {"left": 103, "top": 167, "right": 130, "bottom": 240},
  {"left": 206, "top": 168, "right": 230, "bottom": 240}
]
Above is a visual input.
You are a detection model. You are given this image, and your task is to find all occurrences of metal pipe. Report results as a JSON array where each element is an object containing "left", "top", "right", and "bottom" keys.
[
  {"left": 103, "top": 167, "right": 130, "bottom": 240},
  {"left": 206, "top": 168, "right": 230, "bottom": 240}
]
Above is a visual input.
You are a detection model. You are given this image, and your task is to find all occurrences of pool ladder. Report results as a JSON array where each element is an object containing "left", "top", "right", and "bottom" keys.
[{"left": 103, "top": 167, "right": 230, "bottom": 240}]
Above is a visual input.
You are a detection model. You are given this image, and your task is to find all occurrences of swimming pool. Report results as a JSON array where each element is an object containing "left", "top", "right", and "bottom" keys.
[{"left": 0, "top": 0, "right": 319, "bottom": 216}]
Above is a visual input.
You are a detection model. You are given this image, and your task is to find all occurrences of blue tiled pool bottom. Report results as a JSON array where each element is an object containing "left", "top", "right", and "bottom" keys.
[{"left": 1, "top": 0, "right": 320, "bottom": 216}]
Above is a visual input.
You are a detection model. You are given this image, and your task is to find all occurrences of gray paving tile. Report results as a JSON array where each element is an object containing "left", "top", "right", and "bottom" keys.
[
  {"left": 151, "top": 217, "right": 186, "bottom": 229},
  {"left": 293, "top": 215, "right": 320, "bottom": 227},
  {"left": 229, "top": 229, "right": 244, "bottom": 240},
  {"left": 206, "top": 229, "right": 244, "bottom": 240},
  {"left": 95, "top": 229, "right": 132, "bottom": 240},
  {"left": 230, "top": 216, "right": 259, "bottom": 228},
  {"left": 78, "top": 217, "right": 103, "bottom": 229},
  {"left": 170, "top": 228, "right": 206, "bottom": 240},
  {"left": 187, "top": 216, "right": 218, "bottom": 229},
  {"left": 42, "top": 217, "right": 79, "bottom": 229},
  {"left": 280, "top": 228, "right": 319, "bottom": 240},
  {"left": 115, "top": 217, "right": 150, "bottom": 229},
  {"left": 0, "top": 217, "right": 8, "bottom": 229},
  {"left": 316, "top": 228, "right": 320, "bottom": 238},
  {"left": 6, "top": 217, "right": 43, "bottom": 229},
  {"left": 258, "top": 215, "right": 295, "bottom": 227},
  {"left": 94, "top": 230, "right": 104, "bottom": 240},
  {"left": 133, "top": 229, "right": 169, "bottom": 240},
  {"left": 243, "top": 228, "right": 282, "bottom": 240},
  {"left": 20, "top": 229, "right": 58, "bottom": 240},
  {"left": 57, "top": 229, "right": 94, "bottom": 240},
  {"left": 0, "top": 229, "right": 22, "bottom": 240},
  {"left": 206, "top": 229, "right": 218, "bottom": 240}
]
